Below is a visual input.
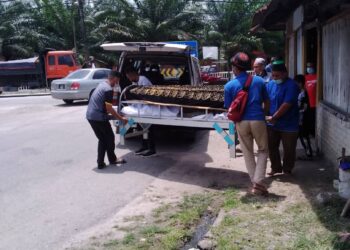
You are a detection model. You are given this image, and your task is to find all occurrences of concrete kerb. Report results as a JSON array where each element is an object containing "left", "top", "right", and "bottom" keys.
[{"left": 0, "top": 92, "right": 51, "bottom": 98}]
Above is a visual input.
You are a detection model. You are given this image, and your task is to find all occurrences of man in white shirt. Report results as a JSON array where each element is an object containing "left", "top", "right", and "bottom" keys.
[
  {"left": 125, "top": 67, "right": 156, "bottom": 157},
  {"left": 125, "top": 68, "right": 152, "bottom": 86},
  {"left": 253, "top": 57, "right": 271, "bottom": 83}
]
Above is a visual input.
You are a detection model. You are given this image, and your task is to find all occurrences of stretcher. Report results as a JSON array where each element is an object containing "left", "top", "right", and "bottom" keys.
[{"left": 113, "top": 86, "right": 237, "bottom": 157}]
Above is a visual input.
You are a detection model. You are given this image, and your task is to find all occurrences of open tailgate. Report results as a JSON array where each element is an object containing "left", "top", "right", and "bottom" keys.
[{"left": 101, "top": 42, "right": 189, "bottom": 53}]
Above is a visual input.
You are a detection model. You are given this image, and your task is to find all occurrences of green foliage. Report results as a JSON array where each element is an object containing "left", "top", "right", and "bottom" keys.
[
  {"left": 0, "top": 0, "right": 284, "bottom": 63},
  {"left": 203, "top": 0, "right": 283, "bottom": 58}
]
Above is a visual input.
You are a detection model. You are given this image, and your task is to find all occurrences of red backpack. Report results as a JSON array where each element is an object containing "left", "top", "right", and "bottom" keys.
[{"left": 227, "top": 75, "right": 253, "bottom": 122}]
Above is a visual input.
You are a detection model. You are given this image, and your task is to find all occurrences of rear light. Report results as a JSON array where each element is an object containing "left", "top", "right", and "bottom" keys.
[{"left": 70, "top": 82, "right": 80, "bottom": 90}]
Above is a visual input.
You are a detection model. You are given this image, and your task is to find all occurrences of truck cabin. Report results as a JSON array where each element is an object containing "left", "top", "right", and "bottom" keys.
[{"left": 45, "top": 51, "right": 79, "bottom": 81}]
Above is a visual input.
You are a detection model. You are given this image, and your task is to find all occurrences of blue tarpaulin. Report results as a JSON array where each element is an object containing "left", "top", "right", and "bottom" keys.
[{"left": 0, "top": 57, "right": 42, "bottom": 76}]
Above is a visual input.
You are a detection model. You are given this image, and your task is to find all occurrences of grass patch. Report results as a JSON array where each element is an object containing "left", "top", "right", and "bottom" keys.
[
  {"left": 212, "top": 195, "right": 350, "bottom": 250},
  {"left": 96, "top": 188, "right": 350, "bottom": 250},
  {"left": 100, "top": 193, "right": 213, "bottom": 250},
  {"left": 152, "top": 203, "right": 171, "bottom": 218},
  {"left": 140, "top": 225, "right": 170, "bottom": 237},
  {"left": 122, "top": 233, "right": 136, "bottom": 245},
  {"left": 103, "top": 239, "right": 119, "bottom": 248},
  {"left": 222, "top": 188, "right": 240, "bottom": 210},
  {"left": 123, "top": 215, "right": 145, "bottom": 222}
]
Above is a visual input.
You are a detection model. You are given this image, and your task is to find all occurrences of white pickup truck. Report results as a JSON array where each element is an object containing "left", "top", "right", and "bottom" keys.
[{"left": 101, "top": 42, "right": 236, "bottom": 157}]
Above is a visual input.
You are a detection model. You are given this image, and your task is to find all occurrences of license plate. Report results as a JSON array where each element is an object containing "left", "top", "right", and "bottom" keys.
[{"left": 58, "top": 84, "right": 65, "bottom": 90}]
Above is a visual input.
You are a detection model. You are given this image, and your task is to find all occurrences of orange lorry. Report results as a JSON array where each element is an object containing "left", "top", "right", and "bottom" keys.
[{"left": 0, "top": 50, "right": 80, "bottom": 89}]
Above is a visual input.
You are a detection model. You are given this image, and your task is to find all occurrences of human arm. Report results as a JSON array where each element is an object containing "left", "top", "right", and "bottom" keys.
[
  {"left": 262, "top": 83, "right": 270, "bottom": 115},
  {"left": 139, "top": 76, "right": 152, "bottom": 86},
  {"left": 266, "top": 81, "right": 299, "bottom": 124},
  {"left": 266, "top": 103, "right": 292, "bottom": 124},
  {"left": 104, "top": 90, "right": 127, "bottom": 124},
  {"left": 224, "top": 83, "right": 234, "bottom": 109},
  {"left": 105, "top": 102, "right": 128, "bottom": 124},
  {"left": 263, "top": 99, "right": 270, "bottom": 115}
]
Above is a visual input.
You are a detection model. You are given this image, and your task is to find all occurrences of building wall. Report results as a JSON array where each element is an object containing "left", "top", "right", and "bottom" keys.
[
  {"left": 322, "top": 13, "right": 350, "bottom": 113},
  {"left": 317, "top": 13, "right": 350, "bottom": 167},
  {"left": 317, "top": 104, "right": 350, "bottom": 167},
  {"left": 286, "top": 7, "right": 304, "bottom": 78}
]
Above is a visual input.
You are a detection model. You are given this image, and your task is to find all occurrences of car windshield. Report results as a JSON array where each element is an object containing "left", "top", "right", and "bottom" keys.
[
  {"left": 201, "top": 67, "right": 209, "bottom": 73},
  {"left": 65, "top": 70, "right": 90, "bottom": 79}
]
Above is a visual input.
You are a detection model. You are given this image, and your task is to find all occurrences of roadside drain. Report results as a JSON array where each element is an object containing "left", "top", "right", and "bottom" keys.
[{"left": 181, "top": 211, "right": 217, "bottom": 250}]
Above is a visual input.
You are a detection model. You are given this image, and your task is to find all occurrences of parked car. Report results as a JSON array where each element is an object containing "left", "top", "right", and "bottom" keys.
[
  {"left": 201, "top": 65, "right": 229, "bottom": 85},
  {"left": 51, "top": 68, "right": 111, "bottom": 104}
]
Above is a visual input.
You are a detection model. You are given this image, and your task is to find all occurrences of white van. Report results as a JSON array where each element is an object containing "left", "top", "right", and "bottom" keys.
[{"left": 101, "top": 42, "right": 236, "bottom": 157}]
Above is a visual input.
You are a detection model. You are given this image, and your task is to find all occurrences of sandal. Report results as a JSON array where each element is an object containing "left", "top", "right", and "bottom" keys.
[{"left": 250, "top": 183, "right": 269, "bottom": 196}]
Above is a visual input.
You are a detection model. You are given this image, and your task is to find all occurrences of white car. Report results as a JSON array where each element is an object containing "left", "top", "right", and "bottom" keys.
[{"left": 51, "top": 68, "right": 111, "bottom": 104}]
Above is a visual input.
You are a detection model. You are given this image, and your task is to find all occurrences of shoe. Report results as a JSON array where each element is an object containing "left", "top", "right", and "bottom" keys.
[
  {"left": 135, "top": 147, "right": 148, "bottom": 155},
  {"left": 110, "top": 159, "right": 127, "bottom": 165},
  {"left": 267, "top": 170, "right": 282, "bottom": 176},
  {"left": 98, "top": 162, "right": 107, "bottom": 169},
  {"left": 283, "top": 170, "right": 292, "bottom": 175},
  {"left": 141, "top": 150, "right": 156, "bottom": 157}
]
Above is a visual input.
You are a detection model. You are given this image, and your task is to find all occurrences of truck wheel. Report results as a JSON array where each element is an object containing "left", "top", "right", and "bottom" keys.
[{"left": 63, "top": 99, "right": 74, "bottom": 104}]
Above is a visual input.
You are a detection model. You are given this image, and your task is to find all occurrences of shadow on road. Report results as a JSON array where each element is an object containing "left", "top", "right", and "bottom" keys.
[
  {"left": 55, "top": 100, "right": 89, "bottom": 107},
  {"left": 93, "top": 129, "right": 252, "bottom": 191}
]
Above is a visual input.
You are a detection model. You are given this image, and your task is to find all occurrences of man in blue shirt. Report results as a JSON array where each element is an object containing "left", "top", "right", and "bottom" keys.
[
  {"left": 265, "top": 61, "right": 300, "bottom": 175},
  {"left": 87, "top": 71, "right": 128, "bottom": 169},
  {"left": 224, "top": 52, "right": 270, "bottom": 196}
]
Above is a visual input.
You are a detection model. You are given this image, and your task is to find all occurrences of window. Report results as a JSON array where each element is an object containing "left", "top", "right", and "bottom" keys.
[
  {"left": 123, "top": 55, "right": 188, "bottom": 84},
  {"left": 65, "top": 70, "right": 90, "bottom": 79},
  {"left": 93, "top": 70, "right": 109, "bottom": 79},
  {"left": 58, "top": 55, "right": 74, "bottom": 67},
  {"left": 48, "top": 56, "right": 55, "bottom": 65}
]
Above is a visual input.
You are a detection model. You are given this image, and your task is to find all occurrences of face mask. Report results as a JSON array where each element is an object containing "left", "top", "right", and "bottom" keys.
[
  {"left": 275, "top": 79, "right": 283, "bottom": 84},
  {"left": 307, "top": 67, "right": 315, "bottom": 74}
]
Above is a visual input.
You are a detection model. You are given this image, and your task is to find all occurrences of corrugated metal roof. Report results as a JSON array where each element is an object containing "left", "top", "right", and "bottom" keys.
[{"left": 251, "top": 0, "right": 303, "bottom": 31}]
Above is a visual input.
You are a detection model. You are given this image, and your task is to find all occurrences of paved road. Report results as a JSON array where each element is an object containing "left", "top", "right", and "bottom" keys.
[{"left": 0, "top": 96, "right": 190, "bottom": 250}]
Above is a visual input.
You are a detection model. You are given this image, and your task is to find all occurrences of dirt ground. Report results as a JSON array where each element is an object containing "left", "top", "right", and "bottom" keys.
[{"left": 64, "top": 131, "right": 349, "bottom": 250}]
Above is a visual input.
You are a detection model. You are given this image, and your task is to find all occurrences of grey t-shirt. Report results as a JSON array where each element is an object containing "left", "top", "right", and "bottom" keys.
[{"left": 86, "top": 81, "right": 113, "bottom": 121}]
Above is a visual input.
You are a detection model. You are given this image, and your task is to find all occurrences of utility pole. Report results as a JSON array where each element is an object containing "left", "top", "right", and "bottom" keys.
[
  {"left": 71, "top": 0, "right": 78, "bottom": 54},
  {"left": 77, "top": 0, "right": 86, "bottom": 56}
]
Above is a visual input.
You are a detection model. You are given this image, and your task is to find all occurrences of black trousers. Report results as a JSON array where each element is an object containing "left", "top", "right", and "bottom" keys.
[
  {"left": 141, "top": 126, "right": 156, "bottom": 151},
  {"left": 267, "top": 127, "right": 298, "bottom": 172},
  {"left": 89, "top": 120, "right": 117, "bottom": 165}
]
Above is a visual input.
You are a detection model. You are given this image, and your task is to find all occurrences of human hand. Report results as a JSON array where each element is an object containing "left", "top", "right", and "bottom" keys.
[
  {"left": 121, "top": 117, "right": 128, "bottom": 125},
  {"left": 266, "top": 116, "right": 276, "bottom": 124}
]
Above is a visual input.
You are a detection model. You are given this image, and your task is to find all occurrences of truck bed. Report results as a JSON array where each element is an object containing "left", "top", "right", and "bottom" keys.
[{"left": 114, "top": 100, "right": 237, "bottom": 157}]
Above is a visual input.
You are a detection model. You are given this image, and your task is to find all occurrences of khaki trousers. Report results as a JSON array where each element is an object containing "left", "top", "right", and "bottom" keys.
[{"left": 236, "top": 121, "right": 269, "bottom": 185}]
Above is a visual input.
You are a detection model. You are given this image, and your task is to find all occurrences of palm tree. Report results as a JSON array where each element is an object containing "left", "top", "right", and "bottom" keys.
[
  {"left": 84, "top": 0, "right": 139, "bottom": 65},
  {"left": 0, "top": 0, "right": 75, "bottom": 60},
  {"left": 203, "top": 0, "right": 265, "bottom": 59},
  {"left": 0, "top": 1, "right": 36, "bottom": 60},
  {"left": 133, "top": 0, "right": 204, "bottom": 41},
  {"left": 31, "top": 0, "right": 75, "bottom": 50}
]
